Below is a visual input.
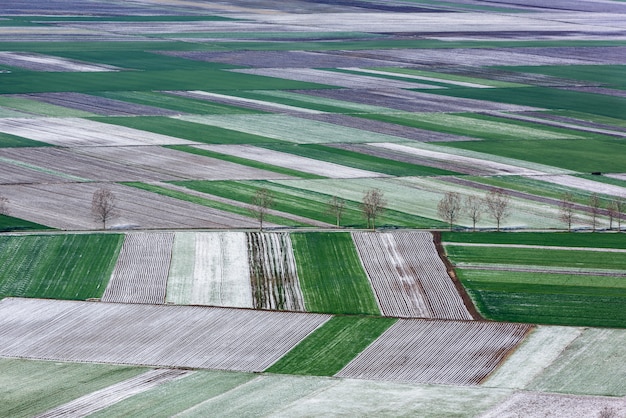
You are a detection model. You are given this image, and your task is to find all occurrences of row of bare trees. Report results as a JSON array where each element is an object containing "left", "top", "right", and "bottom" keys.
[
  {"left": 437, "top": 188, "right": 511, "bottom": 232},
  {"left": 559, "top": 192, "right": 624, "bottom": 232},
  {"left": 250, "top": 187, "right": 387, "bottom": 231}
]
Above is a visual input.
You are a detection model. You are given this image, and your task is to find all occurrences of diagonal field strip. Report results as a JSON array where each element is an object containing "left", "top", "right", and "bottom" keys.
[
  {"left": 0, "top": 298, "right": 331, "bottom": 372},
  {"left": 336, "top": 319, "right": 531, "bottom": 385},
  {"left": 35, "top": 369, "right": 193, "bottom": 418}
]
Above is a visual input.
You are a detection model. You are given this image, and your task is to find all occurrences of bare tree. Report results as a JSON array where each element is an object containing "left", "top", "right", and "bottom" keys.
[
  {"left": 0, "top": 195, "right": 9, "bottom": 216},
  {"left": 607, "top": 198, "right": 624, "bottom": 232},
  {"left": 91, "top": 187, "right": 118, "bottom": 230},
  {"left": 484, "top": 188, "right": 511, "bottom": 232},
  {"left": 326, "top": 195, "right": 346, "bottom": 227},
  {"left": 361, "top": 188, "right": 386, "bottom": 230},
  {"left": 588, "top": 193, "right": 601, "bottom": 232},
  {"left": 559, "top": 192, "right": 576, "bottom": 232},
  {"left": 437, "top": 192, "right": 462, "bottom": 231},
  {"left": 250, "top": 187, "right": 274, "bottom": 231},
  {"left": 464, "top": 195, "right": 483, "bottom": 232}
]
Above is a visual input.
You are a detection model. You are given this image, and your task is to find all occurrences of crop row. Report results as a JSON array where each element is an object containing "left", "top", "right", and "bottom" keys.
[{"left": 102, "top": 233, "right": 174, "bottom": 304}]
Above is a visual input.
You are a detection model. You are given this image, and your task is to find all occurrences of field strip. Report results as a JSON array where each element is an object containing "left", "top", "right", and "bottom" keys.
[
  {"left": 0, "top": 298, "right": 331, "bottom": 372},
  {"left": 0, "top": 51, "right": 119, "bottom": 72},
  {"left": 352, "top": 232, "right": 472, "bottom": 320},
  {"left": 482, "top": 111, "right": 626, "bottom": 138},
  {"left": 530, "top": 174, "right": 626, "bottom": 198},
  {"left": 369, "top": 143, "right": 547, "bottom": 176},
  {"left": 453, "top": 264, "right": 626, "bottom": 277},
  {"left": 74, "top": 146, "right": 294, "bottom": 181},
  {"left": 526, "top": 327, "right": 626, "bottom": 397},
  {"left": 247, "top": 232, "right": 305, "bottom": 311},
  {"left": 336, "top": 319, "right": 531, "bottom": 385},
  {"left": 232, "top": 68, "right": 442, "bottom": 90},
  {"left": 176, "top": 114, "right": 408, "bottom": 144},
  {"left": 444, "top": 243, "right": 626, "bottom": 253},
  {"left": 35, "top": 369, "right": 193, "bottom": 418},
  {"left": 102, "top": 232, "right": 174, "bottom": 304},
  {"left": 339, "top": 68, "right": 493, "bottom": 88},
  {"left": 479, "top": 391, "right": 626, "bottom": 418},
  {"left": 0, "top": 118, "right": 195, "bottom": 147},
  {"left": 19, "top": 92, "right": 181, "bottom": 117},
  {"left": 191, "top": 232, "right": 252, "bottom": 308},
  {"left": 166, "top": 232, "right": 196, "bottom": 305},
  {"left": 197, "top": 144, "right": 389, "bottom": 179},
  {"left": 149, "top": 182, "right": 330, "bottom": 227},
  {"left": 175, "top": 90, "right": 325, "bottom": 114},
  {"left": 0, "top": 147, "right": 169, "bottom": 183},
  {"left": 483, "top": 326, "right": 583, "bottom": 390},
  {"left": 255, "top": 89, "right": 396, "bottom": 114}
]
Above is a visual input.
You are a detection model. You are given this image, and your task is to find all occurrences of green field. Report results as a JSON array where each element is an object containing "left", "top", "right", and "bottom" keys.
[
  {"left": 442, "top": 137, "right": 626, "bottom": 173},
  {"left": 441, "top": 232, "right": 626, "bottom": 249},
  {"left": 445, "top": 245, "right": 626, "bottom": 270},
  {"left": 267, "top": 316, "right": 396, "bottom": 376},
  {"left": 291, "top": 232, "right": 380, "bottom": 315},
  {"left": 0, "top": 234, "right": 123, "bottom": 300},
  {"left": 0, "top": 358, "right": 146, "bottom": 418},
  {"left": 0, "top": 215, "right": 51, "bottom": 232},
  {"left": 457, "top": 269, "right": 626, "bottom": 327},
  {"left": 0, "top": 132, "right": 51, "bottom": 148}
]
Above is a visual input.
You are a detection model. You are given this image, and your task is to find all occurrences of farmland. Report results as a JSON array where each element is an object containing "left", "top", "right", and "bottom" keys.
[{"left": 1, "top": 0, "right": 626, "bottom": 415}]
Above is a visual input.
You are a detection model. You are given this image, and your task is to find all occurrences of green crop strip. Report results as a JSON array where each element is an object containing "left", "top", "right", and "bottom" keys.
[
  {"left": 0, "top": 234, "right": 123, "bottom": 300},
  {"left": 440, "top": 137, "right": 626, "bottom": 173},
  {"left": 167, "top": 145, "right": 324, "bottom": 179},
  {"left": 458, "top": 269, "right": 626, "bottom": 327},
  {"left": 428, "top": 86, "right": 626, "bottom": 120},
  {"left": 442, "top": 232, "right": 626, "bottom": 249},
  {"left": 0, "top": 132, "right": 51, "bottom": 148},
  {"left": 0, "top": 215, "right": 51, "bottom": 232},
  {"left": 91, "top": 117, "right": 282, "bottom": 145},
  {"left": 260, "top": 143, "right": 459, "bottom": 177},
  {"left": 497, "top": 65, "right": 626, "bottom": 89},
  {"left": 291, "top": 232, "right": 380, "bottom": 315},
  {"left": 446, "top": 245, "right": 626, "bottom": 270},
  {"left": 267, "top": 316, "right": 396, "bottom": 376}
]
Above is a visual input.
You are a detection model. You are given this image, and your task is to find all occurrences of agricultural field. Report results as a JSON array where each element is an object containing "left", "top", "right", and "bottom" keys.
[
  {"left": 1, "top": 0, "right": 626, "bottom": 415},
  {"left": 442, "top": 232, "right": 626, "bottom": 327}
]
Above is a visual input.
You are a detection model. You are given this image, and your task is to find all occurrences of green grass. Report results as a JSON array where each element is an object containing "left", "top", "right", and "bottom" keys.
[
  {"left": 0, "top": 234, "right": 124, "bottom": 300},
  {"left": 291, "top": 232, "right": 380, "bottom": 315},
  {"left": 91, "top": 117, "right": 284, "bottom": 145},
  {"left": 0, "top": 132, "right": 51, "bottom": 148},
  {"left": 124, "top": 182, "right": 311, "bottom": 227},
  {"left": 0, "top": 96, "right": 96, "bottom": 117},
  {"left": 442, "top": 231, "right": 626, "bottom": 249},
  {"left": 0, "top": 215, "right": 51, "bottom": 232},
  {"left": 91, "top": 91, "right": 262, "bottom": 115},
  {"left": 429, "top": 86, "right": 626, "bottom": 120},
  {"left": 260, "top": 143, "right": 459, "bottom": 177},
  {"left": 267, "top": 316, "right": 396, "bottom": 376},
  {"left": 167, "top": 145, "right": 324, "bottom": 179},
  {"left": 445, "top": 245, "right": 626, "bottom": 270},
  {"left": 0, "top": 358, "right": 147, "bottom": 418},
  {"left": 441, "top": 137, "right": 626, "bottom": 173},
  {"left": 370, "top": 67, "right": 526, "bottom": 88}
]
